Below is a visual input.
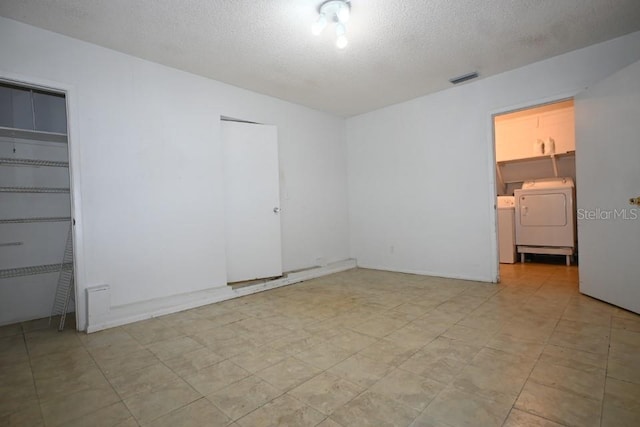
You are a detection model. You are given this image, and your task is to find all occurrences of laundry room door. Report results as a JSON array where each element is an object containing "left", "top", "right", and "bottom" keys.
[
  {"left": 221, "top": 120, "right": 282, "bottom": 283},
  {"left": 575, "top": 59, "right": 640, "bottom": 314}
]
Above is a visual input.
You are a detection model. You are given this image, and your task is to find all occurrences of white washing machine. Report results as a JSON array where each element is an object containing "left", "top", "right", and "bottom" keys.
[
  {"left": 497, "top": 196, "right": 516, "bottom": 264},
  {"left": 514, "top": 177, "right": 576, "bottom": 265}
]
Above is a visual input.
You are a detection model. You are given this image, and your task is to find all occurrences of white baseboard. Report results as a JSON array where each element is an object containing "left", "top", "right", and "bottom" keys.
[
  {"left": 355, "top": 262, "right": 496, "bottom": 284},
  {"left": 86, "top": 259, "right": 357, "bottom": 333}
]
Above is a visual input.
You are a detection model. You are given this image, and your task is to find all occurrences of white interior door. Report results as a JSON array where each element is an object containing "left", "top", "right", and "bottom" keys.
[
  {"left": 222, "top": 120, "right": 282, "bottom": 283},
  {"left": 575, "top": 59, "right": 640, "bottom": 314}
]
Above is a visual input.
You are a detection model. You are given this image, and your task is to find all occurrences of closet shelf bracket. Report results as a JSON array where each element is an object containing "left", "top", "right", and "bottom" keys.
[
  {"left": 0, "top": 186, "right": 70, "bottom": 193},
  {"left": 0, "top": 217, "right": 71, "bottom": 224},
  {"left": 0, "top": 157, "right": 69, "bottom": 168},
  {"left": 0, "top": 263, "right": 73, "bottom": 279}
]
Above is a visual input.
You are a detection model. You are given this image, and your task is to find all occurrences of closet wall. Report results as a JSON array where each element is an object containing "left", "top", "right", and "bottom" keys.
[{"left": 0, "top": 82, "right": 72, "bottom": 326}]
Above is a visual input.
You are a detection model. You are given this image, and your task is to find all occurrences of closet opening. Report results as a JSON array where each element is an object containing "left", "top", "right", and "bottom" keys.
[{"left": 0, "top": 79, "right": 76, "bottom": 331}]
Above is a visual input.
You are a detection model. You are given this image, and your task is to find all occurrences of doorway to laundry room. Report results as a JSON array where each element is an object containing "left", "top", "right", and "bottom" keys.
[
  {"left": 0, "top": 80, "right": 76, "bottom": 331},
  {"left": 492, "top": 99, "right": 578, "bottom": 282}
]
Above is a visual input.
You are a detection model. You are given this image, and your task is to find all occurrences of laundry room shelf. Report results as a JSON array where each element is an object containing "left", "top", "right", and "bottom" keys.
[
  {"left": 0, "top": 186, "right": 70, "bottom": 193},
  {"left": 0, "top": 217, "right": 71, "bottom": 224},
  {"left": 497, "top": 151, "right": 575, "bottom": 166},
  {"left": 0, "top": 262, "right": 73, "bottom": 279},
  {"left": 496, "top": 151, "right": 576, "bottom": 191},
  {"left": 0, "top": 157, "right": 69, "bottom": 168}
]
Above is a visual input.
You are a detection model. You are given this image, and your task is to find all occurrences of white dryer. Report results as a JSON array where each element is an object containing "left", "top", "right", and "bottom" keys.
[{"left": 514, "top": 177, "right": 576, "bottom": 265}]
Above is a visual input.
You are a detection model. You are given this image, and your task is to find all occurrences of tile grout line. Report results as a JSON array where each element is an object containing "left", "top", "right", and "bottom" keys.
[
  {"left": 500, "top": 271, "right": 572, "bottom": 426},
  {"left": 76, "top": 329, "right": 139, "bottom": 426},
  {"left": 141, "top": 319, "right": 264, "bottom": 425},
  {"left": 210, "top": 346, "right": 324, "bottom": 423},
  {"left": 22, "top": 328, "right": 48, "bottom": 427},
  {"left": 140, "top": 331, "right": 243, "bottom": 425},
  {"left": 599, "top": 313, "right": 613, "bottom": 427}
]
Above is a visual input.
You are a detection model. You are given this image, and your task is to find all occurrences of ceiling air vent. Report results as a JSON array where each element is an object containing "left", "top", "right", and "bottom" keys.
[{"left": 449, "top": 72, "right": 479, "bottom": 85}]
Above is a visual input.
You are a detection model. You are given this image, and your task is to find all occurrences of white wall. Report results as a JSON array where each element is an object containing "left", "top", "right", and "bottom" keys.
[
  {"left": 0, "top": 17, "right": 350, "bottom": 329},
  {"left": 346, "top": 31, "right": 640, "bottom": 282}
]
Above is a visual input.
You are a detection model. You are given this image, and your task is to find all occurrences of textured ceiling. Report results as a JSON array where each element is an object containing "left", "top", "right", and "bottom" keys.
[{"left": 1, "top": 0, "right": 640, "bottom": 116}]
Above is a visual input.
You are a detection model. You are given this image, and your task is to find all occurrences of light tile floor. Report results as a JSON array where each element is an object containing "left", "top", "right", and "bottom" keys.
[{"left": 2, "top": 264, "right": 640, "bottom": 426}]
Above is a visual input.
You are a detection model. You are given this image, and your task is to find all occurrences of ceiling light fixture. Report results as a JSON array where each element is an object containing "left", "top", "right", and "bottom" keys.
[{"left": 312, "top": 0, "right": 351, "bottom": 49}]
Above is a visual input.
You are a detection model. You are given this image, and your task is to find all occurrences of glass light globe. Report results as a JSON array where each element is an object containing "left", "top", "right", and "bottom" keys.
[
  {"left": 312, "top": 15, "right": 327, "bottom": 35},
  {"left": 336, "top": 34, "right": 348, "bottom": 49}
]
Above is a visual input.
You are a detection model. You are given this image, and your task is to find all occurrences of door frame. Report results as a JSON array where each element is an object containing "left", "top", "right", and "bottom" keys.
[
  {"left": 486, "top": 91, "right": 581, "bottom": 283},
  {"left": 0, "top": 71, "right": 85, "bottom": 331}
]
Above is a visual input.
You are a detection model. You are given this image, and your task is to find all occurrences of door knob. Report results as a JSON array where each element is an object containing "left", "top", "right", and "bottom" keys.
[
  {"left": 273, "top": 207, "right": 281, "bottom": 214},
  {"left": 630, "top": 197, "right": 640, "bottom": 206}
]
